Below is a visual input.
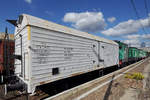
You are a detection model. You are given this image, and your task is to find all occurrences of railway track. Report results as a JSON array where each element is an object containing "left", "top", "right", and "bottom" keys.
[
  {"left": 44, "top": 58, "right": 148, "bottom": 100},
  {"left": 0, "top": 58, "right": 148, "bottom": 100}
]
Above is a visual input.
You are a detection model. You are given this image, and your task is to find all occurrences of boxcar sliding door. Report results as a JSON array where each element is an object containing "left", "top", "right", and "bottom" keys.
[{"left": 99, "top": 42, "right": 119, "bottom": 68}]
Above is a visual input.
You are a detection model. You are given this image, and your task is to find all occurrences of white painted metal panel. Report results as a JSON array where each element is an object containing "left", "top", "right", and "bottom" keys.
[
  {"left": 99, "top": 42, "right": 119, "bottom": 67},
  {"left": 30, "top": 26, "right": 100, "bottom": 87}
]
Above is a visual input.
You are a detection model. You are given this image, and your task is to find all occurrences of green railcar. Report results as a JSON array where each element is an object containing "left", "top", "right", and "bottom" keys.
[
  {"left": 139, "top": 50, "right": 147, "bottom": 58},
  {"left": 143, "top": 51, "right": 147, "bottom": 58},
  {"left": 139, "top": 50, "right": 143, "bottom": 58},
  {"left": 144, "top": 51, "right": 147, "bottom": 58},
  {"left": 128, "top": 47, "right": 139, "bottom": 62},
  {"left": 136, "top": 49, "right": 141, "bottom": 59},
  {"left": 115, "top": 41, "right": 128, "bottom": 65}
]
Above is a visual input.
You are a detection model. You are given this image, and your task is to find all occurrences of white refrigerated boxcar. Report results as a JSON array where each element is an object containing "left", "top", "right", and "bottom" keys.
[{"left": 14, "top": 14, "right": 119, "bottom": 94}]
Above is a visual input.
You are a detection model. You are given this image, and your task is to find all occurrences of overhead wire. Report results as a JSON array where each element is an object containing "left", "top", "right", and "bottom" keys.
[
  {"left": 143, "top": 0, "right": 150, "bottom": 46},
  {"left": 144, "top": 0, "right": 150, "bottom": 28},
  {"left": 130, "top": 0, "right": 148, "bottom": 34}
]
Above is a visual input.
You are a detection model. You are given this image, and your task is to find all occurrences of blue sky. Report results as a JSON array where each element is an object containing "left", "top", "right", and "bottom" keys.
[{"left": 0, "top": 0, "right": 150, "bottom": 47}]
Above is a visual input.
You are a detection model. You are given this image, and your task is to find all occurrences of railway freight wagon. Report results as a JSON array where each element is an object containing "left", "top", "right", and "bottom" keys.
[
  {"left": 9, "top": 14, "right": 119, "bottom": 94},
  {"left": 128, "top": 47, "right": 139, "bottom": 62},
  {"left": 0, "top": 34, "right": 14, "bottom": 83},
  {"left": 143, "top": 51, "right": 147, "bottom": 58},
  {"left": 115, "top": 41, "right": 128, "bottom": 66},
  {"left": 139, "top": 50, "right": 147, "bottom": 59}
]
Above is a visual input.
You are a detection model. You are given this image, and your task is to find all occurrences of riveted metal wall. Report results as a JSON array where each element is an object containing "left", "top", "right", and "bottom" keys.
[{"left": 30, "top": 26, "right": 100, "bottom": 86}]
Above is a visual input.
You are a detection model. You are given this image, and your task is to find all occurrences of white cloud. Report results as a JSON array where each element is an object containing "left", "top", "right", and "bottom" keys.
[
  {"left": 25, "top": 0, "right": 32, "bottom": 4},
  {"left": 141, "top": 34, "right": 150, "bottom": 39},
  {"left": 102, "top": 18, "right": 150, "bottom": 36},
  {"left": 123, "top": 39, "right": 140, "bottom": 47},
  {"left": 107, "top": 17, "right": 116, "bottom": 23},
  {"left": 125, "top": 34, "right": 150, "bottom": 40},
  {"left": 123, "top": 34, "right": 150, "bottom": 47},
  {"left": 146, "top": 41, "right": 150, "bottom": 47},
  {"left": 124, "top": 34, "right": 140, "bottom": 39},
  {"left": 63, "top": 11, "right": 106, "bottom": 33}
]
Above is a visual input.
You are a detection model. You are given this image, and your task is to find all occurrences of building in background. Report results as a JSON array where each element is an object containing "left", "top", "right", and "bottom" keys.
[
  {"left": 0, "top": 32, "right": 14, "bottom": 83},
  {"left": 141, "top": 42, "right": 146, "bottom": 48}
]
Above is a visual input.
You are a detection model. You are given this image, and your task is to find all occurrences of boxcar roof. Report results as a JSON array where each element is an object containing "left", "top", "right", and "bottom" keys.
[{"left": 19, "top": 14, "right": 118, "bottom": 45}]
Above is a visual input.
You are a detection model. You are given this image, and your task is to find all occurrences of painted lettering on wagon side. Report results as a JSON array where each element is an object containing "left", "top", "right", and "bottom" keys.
[
  {"left": 34, "top": 42, "right": 50, "bottom": 64},
  {"left": 64, "top": 47, "right": 73, "bottom": 60}
]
